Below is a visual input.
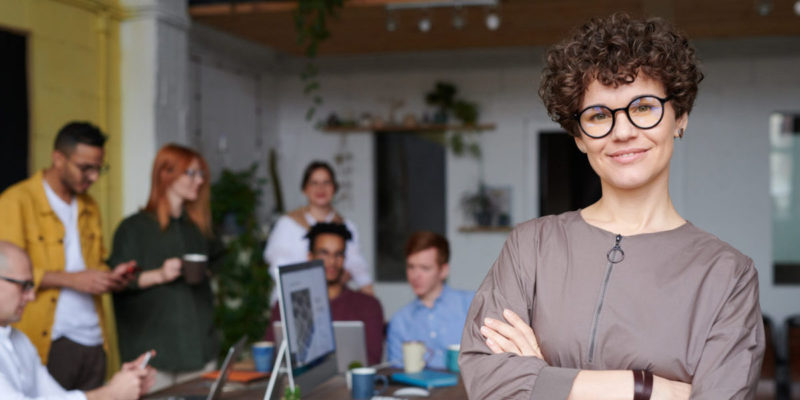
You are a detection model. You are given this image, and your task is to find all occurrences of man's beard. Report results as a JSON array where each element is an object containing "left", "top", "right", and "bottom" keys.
[
  {"left": 326, "top": 267, "right": 344, "bottom": 286},
  {"left": 61, "top": 174, "right": 87, "bottom": 196}
]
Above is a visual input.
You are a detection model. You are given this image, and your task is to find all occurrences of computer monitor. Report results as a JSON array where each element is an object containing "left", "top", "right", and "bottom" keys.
[
  {"left": 275, "top": 260, "right": 338, "bottom": 393},
  {"left": 273, "top": 320, "right": 368, "bottom": 373}
]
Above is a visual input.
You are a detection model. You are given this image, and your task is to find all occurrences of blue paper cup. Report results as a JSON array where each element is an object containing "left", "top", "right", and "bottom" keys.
[
  {"left": 252, "top": 341, "right": 275, "bottom": 373},
  {"left": 446, "top": 344, "right": 460, "bottom": 373}
]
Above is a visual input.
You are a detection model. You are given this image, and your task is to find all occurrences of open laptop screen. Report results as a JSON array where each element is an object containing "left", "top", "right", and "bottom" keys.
[{"left": 276, "top": 260, "right": 336, "bottom": 371}]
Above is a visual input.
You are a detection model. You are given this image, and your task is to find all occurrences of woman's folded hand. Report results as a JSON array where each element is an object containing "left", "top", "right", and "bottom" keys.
[{"left": 480, "top": 308, "right": 544, "bottom": 360}]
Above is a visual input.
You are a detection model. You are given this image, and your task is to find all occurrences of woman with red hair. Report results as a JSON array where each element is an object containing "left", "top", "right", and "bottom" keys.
[{"left": 109, "top": 144, "right": 220, "bottom": 392}]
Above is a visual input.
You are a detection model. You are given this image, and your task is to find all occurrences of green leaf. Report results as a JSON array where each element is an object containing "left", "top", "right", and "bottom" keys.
[
  {"left": 304, "top": 81, "right": 320, "bottom": 95},
  {"left": 450, "top": 133, "right": 465, "bottom": 155},
  {"left": 468, "top": 143, "right": 482, "bottom": 159}
]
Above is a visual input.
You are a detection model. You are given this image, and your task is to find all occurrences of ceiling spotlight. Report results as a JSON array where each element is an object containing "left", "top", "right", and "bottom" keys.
[
  {"left": 755, "top": 0, "right": 773, "bottom": 16},
  {"left": 418, "top": 13, "right": 432, "bottom": 32},
  {"left": 452, "top": 7, "right": 466, "bottom": 30},
  {"left": 794, "top": 0, "right": 800, "bottom": 15},
  {"left": 386, "top": 11, "right": 397, "bottom": 32},
  {"left": 485, "top": 9, "right": 500, "bottom": 30}
]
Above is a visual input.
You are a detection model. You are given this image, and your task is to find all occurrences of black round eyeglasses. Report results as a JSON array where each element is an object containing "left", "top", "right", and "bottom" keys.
[{"left": 573, "top": 95, "right": 672, "bottom": 139}]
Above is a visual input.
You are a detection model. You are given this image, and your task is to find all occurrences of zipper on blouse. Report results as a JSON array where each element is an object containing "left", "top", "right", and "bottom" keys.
[{"left": 587, "top": 234, "right": 624, "bottom": 364}]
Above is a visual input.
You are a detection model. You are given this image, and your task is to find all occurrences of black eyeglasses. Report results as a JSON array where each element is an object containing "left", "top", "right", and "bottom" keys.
[
  {"left": 573, "top": 95, "right": 672, "bottom": 139},
  {"left": 0, "top": 275, "right": 35, "bottom": 292},
  {"left": 67, "top": 159, "right": 110, "bottom": 176}
]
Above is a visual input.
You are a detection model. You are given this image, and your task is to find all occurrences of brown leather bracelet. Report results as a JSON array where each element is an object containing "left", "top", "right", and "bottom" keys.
[
  {"left": 641, "top": 370, "right": 653, "bottom": 400},
  {"left": 633, "top": 370, "right": 644, "bottom": 400}
]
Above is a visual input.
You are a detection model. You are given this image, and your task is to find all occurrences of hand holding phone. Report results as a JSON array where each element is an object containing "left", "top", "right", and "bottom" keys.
[
  {"left": 126, "top": 265, "right": 141, "bottom": 276},
  {"left": 138, "top": 351, "right": 152, "bottom": 370}
]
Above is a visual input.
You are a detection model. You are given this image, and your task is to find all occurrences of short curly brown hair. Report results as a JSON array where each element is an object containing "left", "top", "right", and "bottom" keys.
[{"left": 539, "top": 13, "right": 703, "bottom": 137}]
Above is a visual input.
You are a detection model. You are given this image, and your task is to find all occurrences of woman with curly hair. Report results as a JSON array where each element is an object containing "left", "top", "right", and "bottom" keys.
[{"left": 460, "top": 14, "right": 764, "bottom": 400}]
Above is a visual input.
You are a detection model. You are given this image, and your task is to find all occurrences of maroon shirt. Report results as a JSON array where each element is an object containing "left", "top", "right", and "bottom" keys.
[{"left": 265, "top": 287, "right": 385, "bottom": 365}]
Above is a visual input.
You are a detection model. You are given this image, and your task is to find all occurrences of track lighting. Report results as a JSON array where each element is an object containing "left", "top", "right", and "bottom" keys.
[
  {"left": 418, "top": 13, "right": 431, "bottom": 32},
  {"left": 385, "top": 0, "right": 498, "bottom": 32},
  {"left": 755, "top": 0, "right": 773, "bottom": 16},
  {"left": 452, "top": 7, "right": 466, "bottom": 30},
  {"left": 386, "top": 11, "right": 397, "bottom": 32},
  {"left": 485, "top": 8, "right": 500, "bottom": 31}
]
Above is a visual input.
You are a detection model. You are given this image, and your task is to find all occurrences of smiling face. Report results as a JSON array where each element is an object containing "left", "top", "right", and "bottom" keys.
[
  {"left": 168, "top": 158, "right": 205, "bottom": 203},
  {"left": 573, "top": 74, "right": 688, "bottom": 192},
  {"left": 309, "top": 233, "right": 346, "bottom": 285},
  {"left": 303, "top": 168, "right": 336, "bottom": 208}
]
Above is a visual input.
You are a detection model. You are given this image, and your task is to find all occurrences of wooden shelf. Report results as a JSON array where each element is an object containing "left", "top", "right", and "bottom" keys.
[
  {"left": 458, "top": 225, "right": 512, "bottom": 233},
  {"left": 319, "top": 123, "right": 496, "bottom": 133}
]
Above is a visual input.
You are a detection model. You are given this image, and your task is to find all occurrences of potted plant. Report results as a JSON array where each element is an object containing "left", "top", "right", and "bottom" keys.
[
  {"left": 461, "top": 184, "right": 494, "bottom": 227},
  {"left": 425, "top": 81, "right": 457, "bottom": 124},
  {"left": 211, "top": 164, "right": 273, "bottom": 358}
]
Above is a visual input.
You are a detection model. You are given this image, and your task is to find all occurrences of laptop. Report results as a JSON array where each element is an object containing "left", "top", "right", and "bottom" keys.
[
  {"left": 273, "top": 320, "right": 368, "bottom": 372},
  {"left": 150, "top": 336, "right": 247, "bottom": 400}
]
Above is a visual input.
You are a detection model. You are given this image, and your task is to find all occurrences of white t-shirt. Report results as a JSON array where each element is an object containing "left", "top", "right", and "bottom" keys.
[
  {"left": 263, "top": 212, "right": 372, "bottom": 304},
  {"left": 0, "top": 325, "right": 86, "bottom": 400},
  {"left": 42, "top": 182, "right": 103, "bottom": 347}
]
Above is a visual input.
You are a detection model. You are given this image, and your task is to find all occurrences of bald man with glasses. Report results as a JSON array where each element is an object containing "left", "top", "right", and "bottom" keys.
[{"left": 0, "top": 241, "right": 155, "bottom": 400}]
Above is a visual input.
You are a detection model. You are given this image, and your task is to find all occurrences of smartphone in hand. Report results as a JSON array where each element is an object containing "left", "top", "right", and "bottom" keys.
[
  {"left": 125, "top": 265, "right": 141, "bottom": 276},
  {"left": 139, "top": 351, "right": 152, "bottom": 369}
]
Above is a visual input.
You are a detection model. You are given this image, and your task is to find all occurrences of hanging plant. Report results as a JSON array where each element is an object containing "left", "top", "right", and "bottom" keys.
[{"left": 294, "top": 0, "right": 345, "bottom": 121}]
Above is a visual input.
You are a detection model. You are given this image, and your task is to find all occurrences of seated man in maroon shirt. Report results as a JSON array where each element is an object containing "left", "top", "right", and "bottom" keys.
[{"left": 264, "top": 222, "right": 385, "bottom": 365}]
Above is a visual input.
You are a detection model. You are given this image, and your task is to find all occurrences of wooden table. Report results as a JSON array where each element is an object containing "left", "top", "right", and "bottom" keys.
[
  {"left": 144, "top": 368, "right": 468, "bottom": 400},
  {"left": 304, "top": 369, "right": 467, "bottom": 400}
]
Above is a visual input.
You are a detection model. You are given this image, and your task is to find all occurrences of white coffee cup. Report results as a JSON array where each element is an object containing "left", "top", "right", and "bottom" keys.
[{"left": 402, "top": 341, "right": 427, "bottom": 373}]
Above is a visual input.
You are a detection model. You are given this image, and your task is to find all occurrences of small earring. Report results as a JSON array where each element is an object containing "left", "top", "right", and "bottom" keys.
[{"left": 676, "top": 128, "right": 685, "bottom": 139}]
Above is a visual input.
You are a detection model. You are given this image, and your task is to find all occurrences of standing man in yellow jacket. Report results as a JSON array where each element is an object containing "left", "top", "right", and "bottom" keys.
[{"left": 0, "top": 122, "right": 136, "bottom": 391}]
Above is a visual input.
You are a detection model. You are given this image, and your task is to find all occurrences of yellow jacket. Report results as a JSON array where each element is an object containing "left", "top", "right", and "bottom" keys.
[{"left": 0, "top": 170, "right": 109, "bottom": 362}]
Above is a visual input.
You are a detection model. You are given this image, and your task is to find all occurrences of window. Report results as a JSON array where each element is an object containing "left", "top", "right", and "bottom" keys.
[{"left": 375, "top": 132, "right": 446, "bottom": 281}]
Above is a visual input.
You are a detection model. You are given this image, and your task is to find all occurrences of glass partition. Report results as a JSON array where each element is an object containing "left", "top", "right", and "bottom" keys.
[{"left": 770, "top": 112, "right": 800, "bottom": 284}]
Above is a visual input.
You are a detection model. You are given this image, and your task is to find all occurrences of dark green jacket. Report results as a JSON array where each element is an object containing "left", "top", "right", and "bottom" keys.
[{"left": 109, "top": 211, "right": 222, "bottom": 372}]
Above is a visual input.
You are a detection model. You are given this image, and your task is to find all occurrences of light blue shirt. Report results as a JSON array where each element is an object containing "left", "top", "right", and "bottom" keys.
[{"left": 387, "top": 285, "right": 474, "bottom": 369}]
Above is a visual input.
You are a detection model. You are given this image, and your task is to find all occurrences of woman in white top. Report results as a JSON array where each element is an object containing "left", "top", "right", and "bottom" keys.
[{"left": 264, "top": 161, "right": 374, "bottom": 298}]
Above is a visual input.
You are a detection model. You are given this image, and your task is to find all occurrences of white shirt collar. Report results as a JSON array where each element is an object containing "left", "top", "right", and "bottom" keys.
[
  {"left": 0, "top": 325, "right": 11, "bottom": 339},
  {"left": 304, "top": 210, "right": 336, "bottom": 226}
]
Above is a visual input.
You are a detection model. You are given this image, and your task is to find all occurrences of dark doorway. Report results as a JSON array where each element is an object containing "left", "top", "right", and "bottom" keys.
[
  {"left": 375, "top": 132, "right": 446, "bottom": 281},
  {"left": 0, "top": 29, "right": 29, "bottom": 193},
  {"left": 539, "top": 131, "right": 601, "bottom": 216}
]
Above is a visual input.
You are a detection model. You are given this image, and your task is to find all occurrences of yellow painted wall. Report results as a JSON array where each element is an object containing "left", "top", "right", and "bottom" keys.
[
  {"left": 0, "top": 0, "right": 125, "bottom": 376},
  {"left": 0, "top": 0, "right": 124, "bottom": 246}
]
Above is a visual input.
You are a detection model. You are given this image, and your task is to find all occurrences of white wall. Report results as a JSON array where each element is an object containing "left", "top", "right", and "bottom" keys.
[
  {"left": 273, "top": 51, "right": 556, "bottom": 317},
  {"left": 684, "top": 38, "right": 800, "bottom": 327},
  {"left": 272, "top": 39, "right": 800, "bottom": 321},
  {"left": 189, "top": 24, "right": 800, "bottom": 325},
  {"left": 188, "top": 24, "right": 282, "bottom": 223}
]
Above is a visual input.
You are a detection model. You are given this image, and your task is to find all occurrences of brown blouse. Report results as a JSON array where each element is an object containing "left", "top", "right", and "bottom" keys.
[{"left": 460, "top": 211, "right": 764, "bottom": 399}]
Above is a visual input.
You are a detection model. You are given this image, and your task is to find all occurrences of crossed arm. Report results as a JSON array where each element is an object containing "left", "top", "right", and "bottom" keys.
[{"left": 479, "top": 309, "right": 691, "bottom": 400}]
